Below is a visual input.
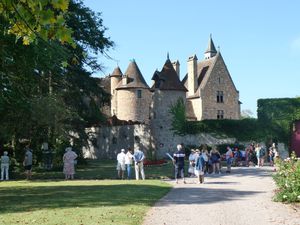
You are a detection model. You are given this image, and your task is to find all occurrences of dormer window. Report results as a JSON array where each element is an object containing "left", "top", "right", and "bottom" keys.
[
  {"left": 217, "top": 91, "right": 224, "bottom": 103},
  {"left": 137, "top": 90, "right": 142, "bottom": 98}
]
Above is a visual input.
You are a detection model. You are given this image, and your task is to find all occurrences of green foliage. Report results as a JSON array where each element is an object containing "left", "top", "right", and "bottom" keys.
[
  {"left": 169, "top": 98, "right": 187, "bottom": 135},
  {"left": 257, "top": 98, "right": 300, "bottom": 143},
  {"left": 0, "top": 1, "right": 113, "bottom": 164},
  {"left": 273, "top": 152, "right": 300, "bottom": 203},
  {"left": 170, "top": 98, "right": 298, "bottom": 144},
  {"left": 0, "top": 0, "right": 74, "bottom": 45},
  {"left": 171, "top": 118, "right": 283, "bottom": 143}
]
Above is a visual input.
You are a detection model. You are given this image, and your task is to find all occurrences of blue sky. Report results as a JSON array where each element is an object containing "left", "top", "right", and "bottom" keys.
[{"left": 84, "top": 0, "right": 300, "bottom": 117}]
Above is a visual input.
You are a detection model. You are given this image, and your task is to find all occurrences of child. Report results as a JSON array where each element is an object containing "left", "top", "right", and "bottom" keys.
[{"left": 1, "top": 151, "right": 10, "bottom": 180}]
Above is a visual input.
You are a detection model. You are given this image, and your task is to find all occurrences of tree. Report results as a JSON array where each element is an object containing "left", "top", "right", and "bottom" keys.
[
  {"left": 0, "top": 0, "right": 74, "bottom": 45},
  {"left": 169, "top": 98, "right": 187, "bottom": 135},
  {"left": 0, "top": 0, "right": 113, "bottom": 164}
]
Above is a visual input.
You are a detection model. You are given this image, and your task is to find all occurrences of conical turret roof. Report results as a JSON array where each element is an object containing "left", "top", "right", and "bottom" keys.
[
  {"left": 110, "top": 66, "right": 123, "bottom": 77},
  {"left": 116, "top": 60, "right": 149, "bottom": 89},
  {"left": 151, "top": 58, "right": 187, "bottom": 91},
  {"left": 204, "top": 34, "right": 217, "bottom": 54}
]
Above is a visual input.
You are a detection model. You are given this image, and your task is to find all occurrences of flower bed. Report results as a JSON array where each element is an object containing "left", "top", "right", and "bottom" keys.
[
  {"left": 273, "top": 152, "right": 300, "bottom": 203},
  {"left": 144, "top": 159, "right": 168, "bottom": 167}
]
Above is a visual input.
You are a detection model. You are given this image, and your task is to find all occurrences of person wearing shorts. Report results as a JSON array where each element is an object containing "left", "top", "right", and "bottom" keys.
[{"left": 116, "top": 149, "right": 126, "bottom": 179}]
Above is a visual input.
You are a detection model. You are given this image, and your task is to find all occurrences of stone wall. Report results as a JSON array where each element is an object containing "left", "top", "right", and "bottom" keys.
[
  {"left": 83, "top": 124, "right": 236, "bottom": 159},
  {"left": 110, "top": 76, "right": 120, "bottom": 115},
  {"left": 150, "top": 90, "right": 186, "bottom": 156},
  {"left": 186, "top": 97, "right": 202, "bottom": 120},
  {"left": 202, "top": 55, "right": 240, "bottom": 120},
  {"left": 82, "top": 125, "right": 151, "bottom": 159},
  {"left": 116, "top": 88, "right": 152, "bottom": 124}
]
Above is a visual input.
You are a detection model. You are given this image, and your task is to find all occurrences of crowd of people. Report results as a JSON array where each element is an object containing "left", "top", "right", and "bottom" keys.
[
  {"left": 116, "top": 147, "right": 145, "bottom": 180},
  {"left": 0, "top": 144, "right": 78, "bottom": 181},
  {"left": 172, "top": 142, "right": 280, "bottom": 184},
  {"left": 0, "top": 141, "right": 279, "bottom": 182}
]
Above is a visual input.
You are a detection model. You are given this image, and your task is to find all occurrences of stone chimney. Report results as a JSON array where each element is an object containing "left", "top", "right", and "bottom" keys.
[
  {"left": 122, "top": 75, "right": 128, "bottom": 85},
  {"left": 172, "top": 60, "right": 180, "bottom": 78},
  {"left": 187, "top": 54, "right": 198, "bottom": 96}
]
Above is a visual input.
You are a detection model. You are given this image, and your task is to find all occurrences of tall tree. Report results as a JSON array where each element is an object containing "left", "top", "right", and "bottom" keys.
[
  {"left": 0, "top": 0, "right": 113, "bottom": 163},
  {"left": 0, "top": 0, "right": 73, "bottom": 45}
]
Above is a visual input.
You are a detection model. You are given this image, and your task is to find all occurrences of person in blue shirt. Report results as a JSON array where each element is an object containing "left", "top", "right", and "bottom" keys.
[
  {"left": 173, "top": 144, "right": 186, "bottom": 184},
  {"left": 133, "top": 148, "right": 145, "bottom": 180},
  {"left": 195, "top": 150, "right": 205, "bottom": 184}
]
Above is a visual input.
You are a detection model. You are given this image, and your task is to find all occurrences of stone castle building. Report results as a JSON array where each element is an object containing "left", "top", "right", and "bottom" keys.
[
  {"left": 108, "top": 35, "right": 240, "bottom": 123},
  {"left": 84, "top": 36, "right": 241, "bottom": 159}
]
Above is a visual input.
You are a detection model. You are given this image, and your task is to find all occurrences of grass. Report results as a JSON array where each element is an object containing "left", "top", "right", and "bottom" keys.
[
  {"left": 11, "top": 160, "right": 176, "bottom": 180},
  {"left": 0, "top": 160, "right": 174, "bottom": 225}
]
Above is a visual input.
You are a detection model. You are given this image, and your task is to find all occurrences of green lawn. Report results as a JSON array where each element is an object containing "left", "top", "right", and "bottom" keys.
[
  {"left": 11, "top": 160, "right": 176, "bottom": 180},
  {"left": 0, "top": 160, "right": 174, "bottom": 225}
]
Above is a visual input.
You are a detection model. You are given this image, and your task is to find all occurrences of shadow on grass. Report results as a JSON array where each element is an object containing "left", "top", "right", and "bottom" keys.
[
  {"left": 10, "top": 160, "right": 176, "bottom": 181},
  {"left": 157, "top": 187, "right": 263, "bottom": 206},
  {"left": 0, "top": 183, "right": 171, "bottom": 214}
]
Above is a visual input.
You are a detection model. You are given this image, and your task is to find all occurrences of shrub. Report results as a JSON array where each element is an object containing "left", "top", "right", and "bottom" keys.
[{"left": 273, "top": 152, "right": 300, "bottom": 202}]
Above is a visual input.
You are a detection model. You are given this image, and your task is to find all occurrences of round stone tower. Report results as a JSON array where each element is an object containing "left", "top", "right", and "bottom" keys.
[
  {"left": 150, "top": 57, "right": 187, "bottom": 157},
  {"left": 115, "top": 60, "right": 151, "bottom": 124},
  {"left": 110, "top": 66, "right": 123, "bottom": 116}
]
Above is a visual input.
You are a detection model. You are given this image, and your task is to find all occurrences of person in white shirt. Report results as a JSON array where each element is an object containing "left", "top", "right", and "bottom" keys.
[
  {"left": 1, "top": 151, "right": 10, "bottom": 180},
  {"left": 125, "top": 148, "right": 133, "bottom": 179},
  {"left": 117, "top": 149, "right": 126, "bottom": 179}
]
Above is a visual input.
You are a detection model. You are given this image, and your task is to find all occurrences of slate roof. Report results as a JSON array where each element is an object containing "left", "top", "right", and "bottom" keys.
[
  {"left": 182, "top": 52, "right": 238, "bottom": 98},
  {"left": 182, "top": 55, "right": 216, "bottom": 98},
  {"left": 205, "top": 34, "right": 217, "bottom": 54},
  {"left": 110, "top": 66, "right": 123, "bottom": 77},
  {"left": 116, "top": 60, "right": 149, "bottom": 90},
  {"left": 151, "top": 59, "right": 187, "bottom": 91}
]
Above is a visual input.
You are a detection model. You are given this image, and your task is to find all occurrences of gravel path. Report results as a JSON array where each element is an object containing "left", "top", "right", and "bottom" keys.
[{"left": 143, "top": 167, "right": 300, "bottom": 225}]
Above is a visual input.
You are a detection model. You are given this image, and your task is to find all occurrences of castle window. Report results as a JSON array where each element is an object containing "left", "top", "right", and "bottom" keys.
[
  {"left": 217, "top": 91, "right": 224, "bottom": 103},
  {"left": 217, "top": 110, "right": 224, "bottom": 119},
  {"left": 218, "top": 77, "right": 221, "bottom": 84},
  {"left": 137, "top": 90, "right": 142, "bottom": 98}
]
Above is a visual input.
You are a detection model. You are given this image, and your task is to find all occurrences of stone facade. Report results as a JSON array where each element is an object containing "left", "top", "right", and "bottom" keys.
[
  {"left": 83, "top": 124, "right": 236, "bottom": 159},
  {"left": 83, "top": 124, "right": 152, "bottom": 159},
  {"left": 116, "top": 88, "right": 152, "bottom": 124},
  {"left": 183, "top": 36, "right": 240, "bottom": 120},
  {"left": 150, "top": 90, "right": 187, "bottom": 156},
  {"left": 86, "top": 36, "right": 241, "bottom": 158},
  {"left": 200, "top": 54, "right": 240, "bottom": 119}
]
